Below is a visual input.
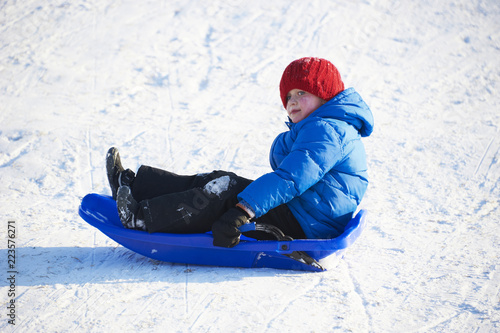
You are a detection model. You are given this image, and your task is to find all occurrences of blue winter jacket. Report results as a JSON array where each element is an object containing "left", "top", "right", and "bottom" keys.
[{"left": 237, "top": 88, "right": 374, "bottom": 239}]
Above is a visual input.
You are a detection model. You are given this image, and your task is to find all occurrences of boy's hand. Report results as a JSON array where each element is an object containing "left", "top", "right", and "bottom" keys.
[{"left": 212, "top": 207, "right": 250, "bottom": 248}]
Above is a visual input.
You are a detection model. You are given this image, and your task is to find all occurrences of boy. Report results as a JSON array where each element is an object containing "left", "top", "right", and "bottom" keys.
[{"left": 108, "top": 57, "right": 374, "bottom": 248}]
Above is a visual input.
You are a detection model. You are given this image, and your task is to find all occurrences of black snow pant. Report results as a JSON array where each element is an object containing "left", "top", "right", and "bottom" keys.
[{"left": 130, "top": 165, "right": 306, "bottom": 240}]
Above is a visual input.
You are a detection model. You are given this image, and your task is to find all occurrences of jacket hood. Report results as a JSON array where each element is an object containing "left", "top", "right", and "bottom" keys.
[{"left": 287, "top": 88, "right": 374, "bottom": 137}]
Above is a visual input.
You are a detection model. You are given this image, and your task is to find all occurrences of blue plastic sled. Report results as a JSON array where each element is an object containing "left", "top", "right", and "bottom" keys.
[{"left": 79, "top": 193, "right": 367, "bottom": 272}]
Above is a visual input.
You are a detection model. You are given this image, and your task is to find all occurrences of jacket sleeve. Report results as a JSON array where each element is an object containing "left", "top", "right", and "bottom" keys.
[{"left": 238, "top": 120, "right": 344, "bottom": 217}]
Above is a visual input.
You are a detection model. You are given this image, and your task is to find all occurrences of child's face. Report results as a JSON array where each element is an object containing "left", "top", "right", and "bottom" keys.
[{"left": 285, "top": 89, "right": 326, "bottom": 123}]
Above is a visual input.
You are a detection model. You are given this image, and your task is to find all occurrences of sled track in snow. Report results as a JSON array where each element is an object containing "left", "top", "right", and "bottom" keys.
[{"left": 474, "top": 129, "right": 499, "bottom": 180}]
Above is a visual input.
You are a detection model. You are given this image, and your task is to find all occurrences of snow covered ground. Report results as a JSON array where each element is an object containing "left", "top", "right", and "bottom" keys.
[{"left": 1, "top": 0, "right": 499, "bottom": 331}]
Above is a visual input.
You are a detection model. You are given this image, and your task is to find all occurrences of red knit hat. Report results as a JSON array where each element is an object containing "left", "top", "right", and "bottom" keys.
[{"left": 279, "top": 57, "right": 344, "bottom": 108}]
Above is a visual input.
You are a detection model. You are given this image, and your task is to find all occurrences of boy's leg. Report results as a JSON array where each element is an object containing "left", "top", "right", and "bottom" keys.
[
  {"left": 131, "top": 166, "right": 248, "bottom": 202},
  {"left": 138, "top": 171, "right": 252, "bottom": 233}
]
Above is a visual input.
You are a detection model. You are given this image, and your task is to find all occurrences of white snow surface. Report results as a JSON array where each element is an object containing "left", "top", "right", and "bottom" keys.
[{"left": 1, "top": 1, "right": 499, "bottom": 332}]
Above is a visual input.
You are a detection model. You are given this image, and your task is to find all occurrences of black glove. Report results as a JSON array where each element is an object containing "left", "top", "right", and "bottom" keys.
[{"left": 212, "top": 207, "right": 250, "bottom": 248}]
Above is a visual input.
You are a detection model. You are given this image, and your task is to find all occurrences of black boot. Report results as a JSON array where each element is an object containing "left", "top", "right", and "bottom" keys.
[
  {"left": 116, "top": 186, "right": 146, "bottom": 230},
  {"left": 106, "top": 147, "right": 135, "bottom": 200}
]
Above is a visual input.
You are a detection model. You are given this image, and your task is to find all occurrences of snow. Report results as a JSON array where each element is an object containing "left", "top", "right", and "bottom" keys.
[
  {"left": 203, "top": 176, "right": 231, "bottom": 197},
  {"left": 1, "top": 0, "right": 499, "bottom": 332}
]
